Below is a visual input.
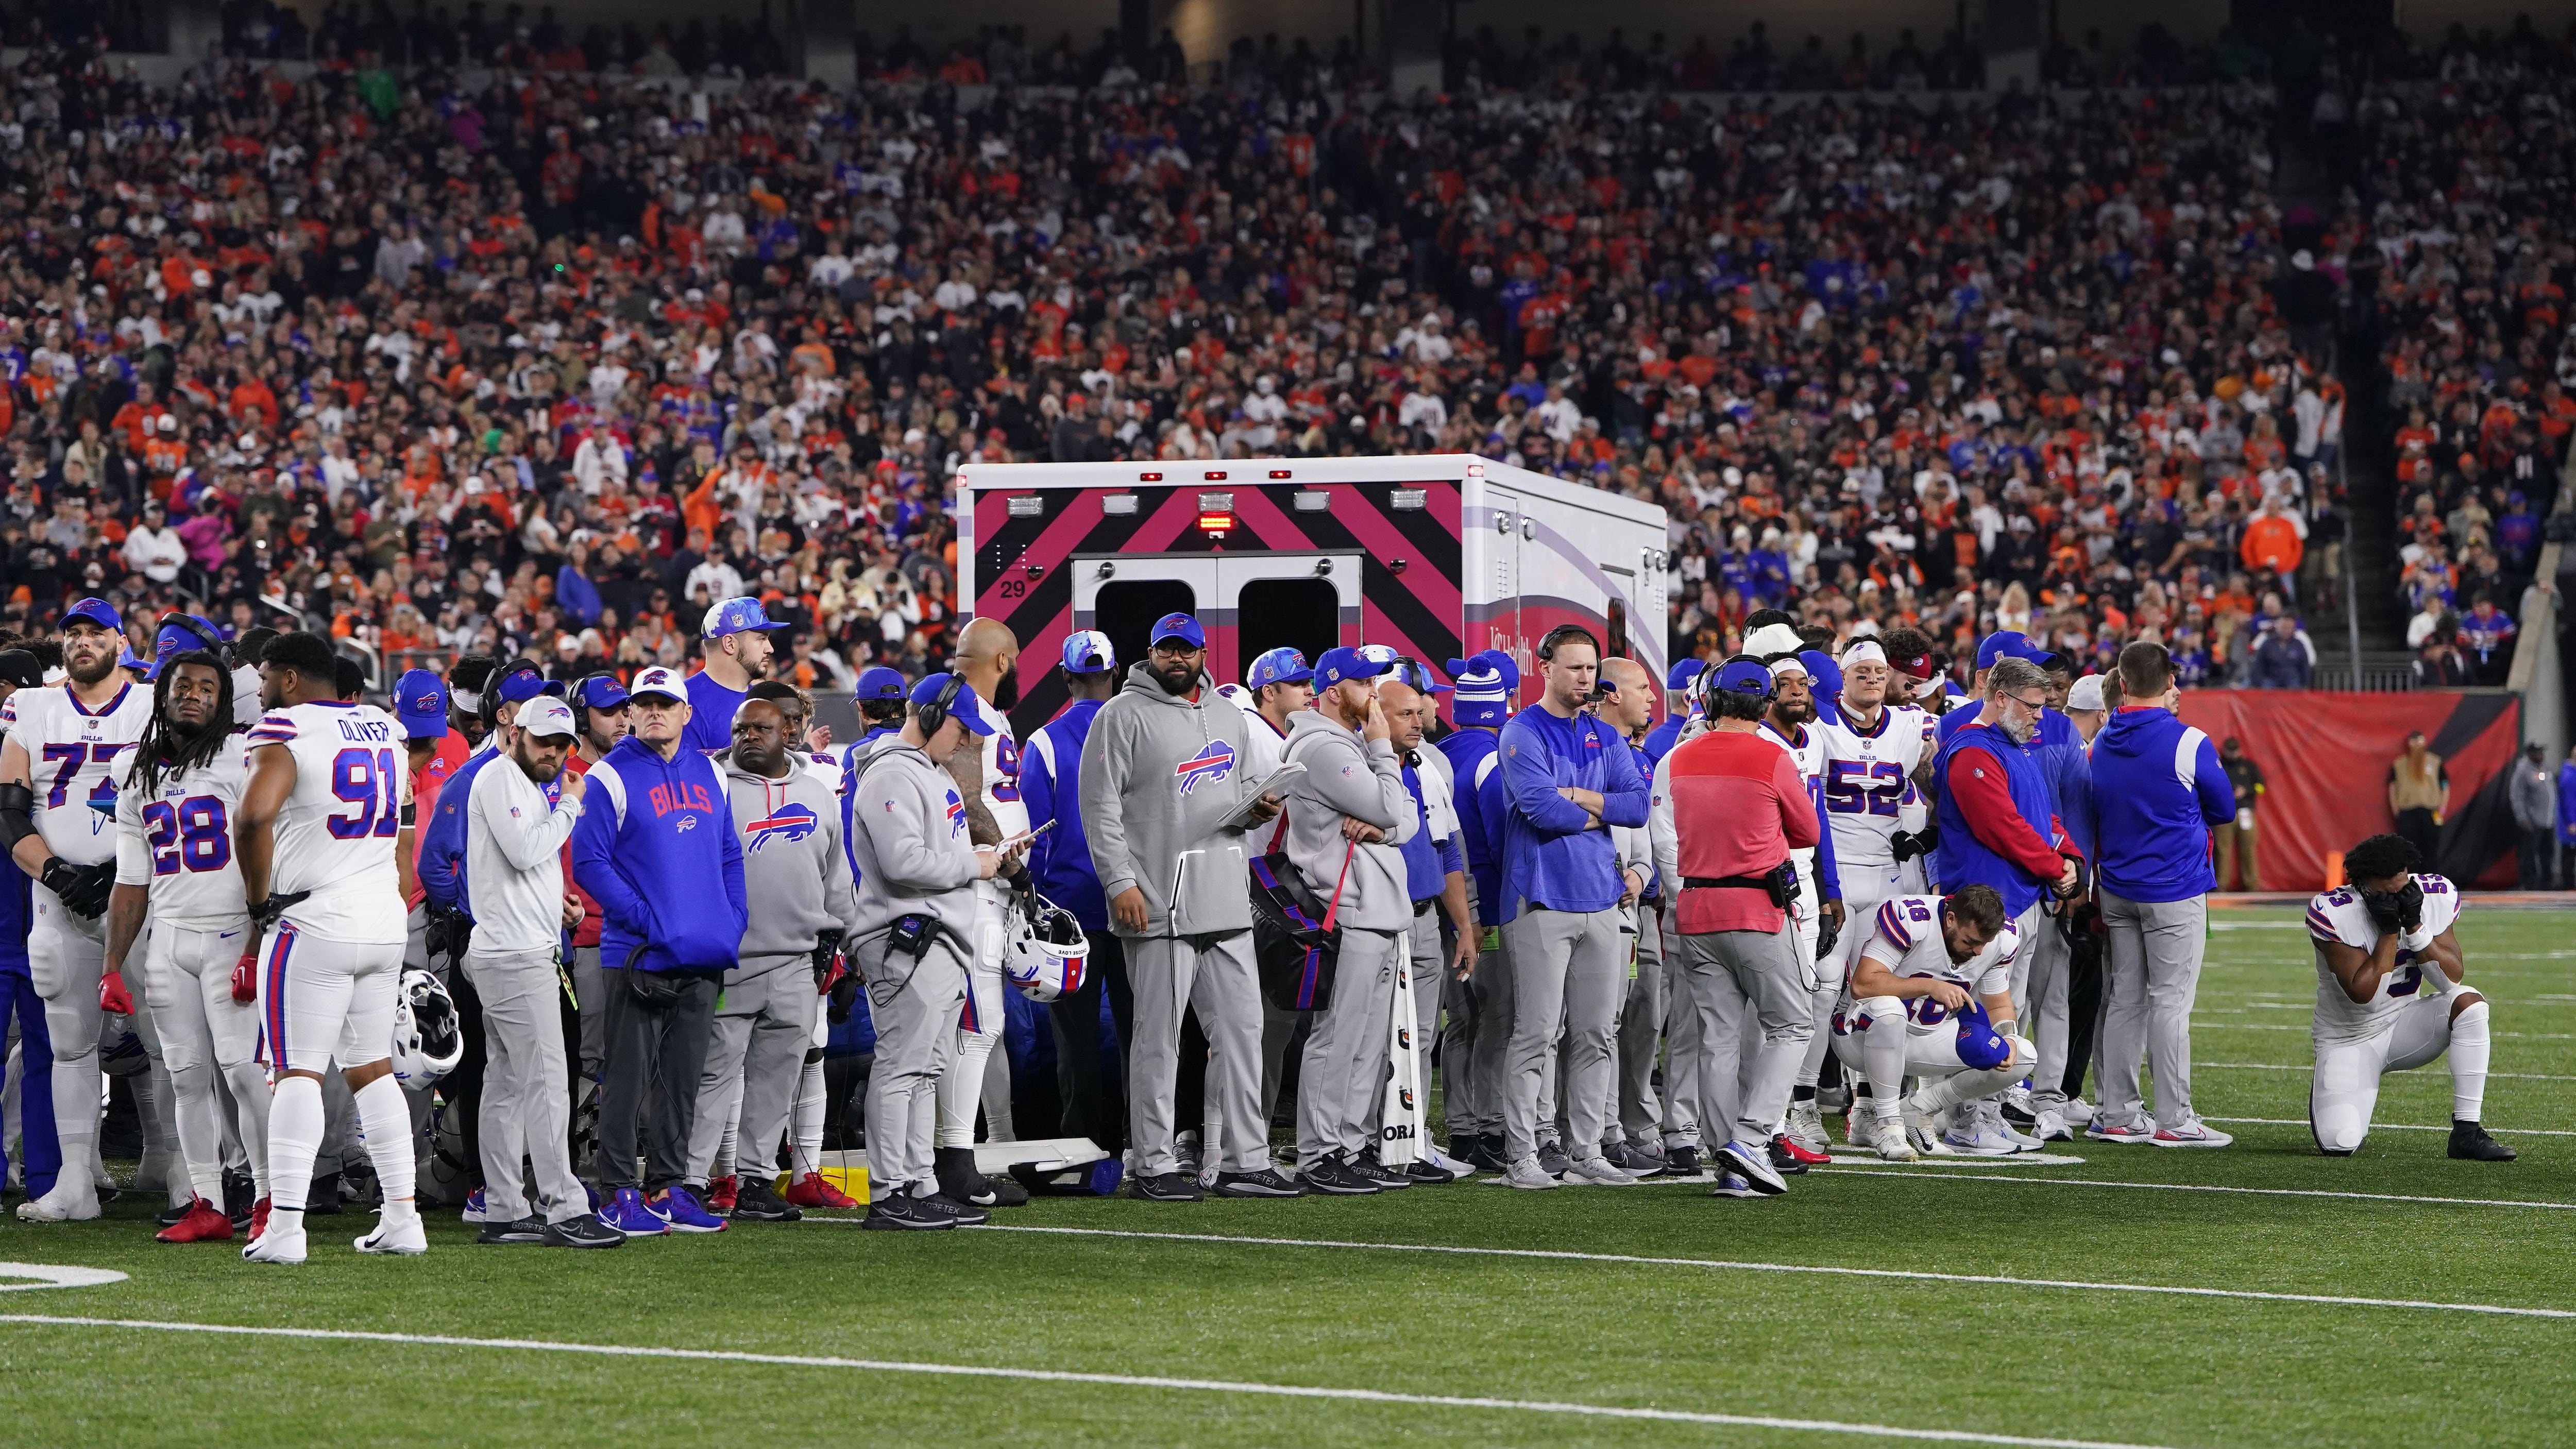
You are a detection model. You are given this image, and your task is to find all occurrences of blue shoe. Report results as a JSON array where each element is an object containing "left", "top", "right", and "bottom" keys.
[
  {"left": 459, "top": 1186, "right": 487, "bottom": 1224},
  {"left": 650, "top": 1185, "right": 727, "bottom": 1233},
  {"left": 1714, "top": 1138, "right": 1787, "bottom": 1196},
  {"left": 599, "top": 1187, "right": 667, "bottom": 1237}
]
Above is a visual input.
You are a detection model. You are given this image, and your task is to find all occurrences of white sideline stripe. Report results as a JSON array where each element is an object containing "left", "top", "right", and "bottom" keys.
[
  {"left": 1811, "top": 1167, "right": 2576, "bottom": 1212},
  {"left": 2193, "top": 1022, "right": 2576, "bottom": 1039},
  {"left": 2205, "top": 1116, "right": 2576, "bottom": 1138},
  {"left": 0, "top": 1313, "right": 2182, "bottom": 1448},
  {"left": 914, "top": 1225, "right": 2576, "bottom": 1320},
  {"left": 2201, "top": 1061, "right": 2576, "bottom": 1081}
]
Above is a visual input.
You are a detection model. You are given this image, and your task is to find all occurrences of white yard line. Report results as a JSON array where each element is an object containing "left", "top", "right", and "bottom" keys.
[
  {"left": 1809, "top": 1166, "right": 2576, "bottom": 1212},
  {"left": 2204, "top": 1117, "right": 2576, "bottom": 1138},
  {"left": 2201, "top": 1062, "right": 2576, "bottom": 1081},
  {"left": 0, "top": 1312, "right": 2185, "bottom": 1448}
]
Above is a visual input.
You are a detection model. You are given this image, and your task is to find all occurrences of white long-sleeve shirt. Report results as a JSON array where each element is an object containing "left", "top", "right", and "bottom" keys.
[{"left": 465, "top": 756, "right": 584, "bottom": 956}]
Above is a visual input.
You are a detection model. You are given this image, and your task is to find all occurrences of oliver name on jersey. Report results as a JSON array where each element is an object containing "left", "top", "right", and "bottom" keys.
[{"left": 246, "top": 701, "right": 412, "bottom": 946}]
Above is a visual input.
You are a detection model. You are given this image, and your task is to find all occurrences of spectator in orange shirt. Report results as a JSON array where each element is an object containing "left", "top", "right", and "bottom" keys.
[{"left": 2238, "top": 495, "right": 2306, "bottom": 601}]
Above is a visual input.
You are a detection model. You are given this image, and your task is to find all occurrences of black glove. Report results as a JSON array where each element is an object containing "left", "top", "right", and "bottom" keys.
[
  {"left": 251, "top": 889, "right": 313, "bottom": 933},
  {"left": 2362, "top": 888, "right": 2406, "bottom": 933},
  {"left": 827, "top": 971, "right": 860, "bottom": 1025},
  {"left": 1815, "top": 910, "right": 1841, "bottom": 961},
  {"left": 811, "top": 928, "right": 845, "bottom": 984},
  {"left": 2395, "top": 879, "right": 2425, "bottom": 932},
  {"left": 41, "top": 858, "right": 115, "bottom": 917}
]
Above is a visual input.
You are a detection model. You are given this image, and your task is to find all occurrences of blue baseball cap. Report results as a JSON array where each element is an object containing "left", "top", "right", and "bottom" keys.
[
  {"left": 853, "top": 666, "right": 908, "bottom": 701},
  {"left": 703, "top": 595, "right": 790, "bottom": 639},
  {"left": 572, "top": 674, "right": 630, "bottom": 713},
  {"left": 1798, "top": 648, "right": 1844, "bottom": 703},
  {"left": 1665, "top": 658, "right": 1707, "bottom": 691},
  {"left": 117, "top": 645, "right": 147, "bottom": 671},
  {"left": 1974, "top": 630, "right": 2047, "bottom": 671},
  {"left": 1062, "top": 629, "right": 1116, "bottom": 675},
  {"left": 495, "top": 662, "right": 563, "bottom": 705},
  {"left": 63, "top": 597, "right": 122, "bottom": 635},
  {"left": 911, "top": 673, "right": 995, "bottom": 735},
  {"left": 395, "top": 668, "right": 449, "bottom": 740},
  {"left": 1149, "top": 613, "right": 1205, "bottom": 650},
  {"left": 1710, "top": 655, "right": 1775, "bottom": 697},
  {"left": 1313, "top": 646, "right": 1393, "bottom": 691},
  {"left": 1246, "top": 646, "right": 1312, "bottom": 690},
  {"left": 1396, "top": 659, "right": 1452, "bottom": 695},
  {"left": 147, "top": 614, "right": 225, "bottom": 681}
]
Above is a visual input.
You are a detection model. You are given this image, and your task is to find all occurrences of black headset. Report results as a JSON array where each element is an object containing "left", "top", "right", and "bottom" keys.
[
  {"left": 158, "top": 613, "right": 227, "bottom": 664},
  {"left": 568, "top": 669, "right": 625, "bottom": 737},
  {"left": 913, "top": 673, "right": 965, "bottom": 738},
  {"left": 1536, "top": 624, "right": 1600, "bottom": 662}
]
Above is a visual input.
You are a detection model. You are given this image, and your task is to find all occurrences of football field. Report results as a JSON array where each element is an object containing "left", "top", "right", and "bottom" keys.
[{"left": 4, "top": 903, "right": 2572, "bottom": 1448}]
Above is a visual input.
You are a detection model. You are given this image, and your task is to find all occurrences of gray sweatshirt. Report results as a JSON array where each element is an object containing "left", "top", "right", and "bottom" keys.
[
  {"left": 846, "top": 740, "right": 982, "bottom": 948},
  {"left": 1280, "top": 708, "right": 1416, "bottom": 934},
  {"left": 1080, "top": 661, "right": 1263, "bottom": 939},
  {"left": 725, "top": 755, "right": 862, "bottom": 979}
]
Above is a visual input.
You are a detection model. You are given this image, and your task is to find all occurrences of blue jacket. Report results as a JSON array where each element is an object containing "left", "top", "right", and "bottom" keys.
[
  {"left": 0, "top": 866, "right": 28, "bottom": 971},
  {"left": 1437, "top": 726, "right": 1509, "bottom": 927},
  {"left": 681, "top": 670, "right": 749, "bottom": 757},
  {"left": 836, "top": 724, "right": 903, "bottom": 887},
  {"left": 1401, "top": 759, "right": 1467, "bottom": 904},
  {"left": 2090, "top": 707, "right": 2233, "bottom": 904},
  {"left": 1641, "top": 710, "right": 1690, "bottom": 770},
  {"left": 2558, "top": 762, "right": 2576, "bottom": 846},
  {"left": 1022, "top": 701, "right": 1107, "bottom": 931},
  {"left": 1933, "top": 719, "right": 2060, "bottom": 920},
  {"left": 570, "top": 737, "right": 748, "bottom": 973},
  {"left": 1496, "top": 704, "right": 1650, "bottom": 919},
  {"left": 2039, "top": 727, "right": 2097, "bottom": 866},
  {"left": 418, "top": 743, "right": 559, "bottom": 918}
]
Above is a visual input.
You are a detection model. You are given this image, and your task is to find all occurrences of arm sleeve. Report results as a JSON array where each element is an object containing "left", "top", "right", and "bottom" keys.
[
  {"left": 474, "top": 770, "right": 582, "bottom": 871},
  {"left": 1078, "top": 710, "right": 1138, "bottom": 901},
  {"left": 1498, "top": 719, "right": 1594, "bottom": 837},
  {"left": 1808, "top": 773, "right": 1841, "bottom": 899},
  {"left": 720, "top": 793, "right": 748, "bottom": 937},
  {"left": 114, "top": 786, "right": 149, "bottom": 888},
  {"left": 1020, "top": 729, "right": 1060, "bottom": 882},
  {"left": 1596, "top": 721, "right": 1650, "bottom": 827},
  {"left": 1946, "top": 744, "right": 2065, "bottom": 880},
  {"left": 861, "top": 768, "right": 979, "bottom": 892},
  {"left": 2193, "top": 736, "right": 2236, "bottom": 827},
  {"left": 569, "top": 769, "right": 649, "bottom": 935},
  {"left": 418, "top": 769, "right": 469, "bottom": 911},
  {"left": 1302, "top": 737, "right": 1409, "bottom": 831},
  {"left": 1439, "top": 827, "right": 1465, "bottom": 878},
  {"left": 1777, "top": 748, "right": 1821, "bottom": 850}
]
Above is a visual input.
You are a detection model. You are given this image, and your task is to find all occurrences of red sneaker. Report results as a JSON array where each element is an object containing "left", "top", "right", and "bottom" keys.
[
  {"left": 707, "top": 1175, "right": 739, "bottom": 1215},
  {"left": 1772, "top": 1133, "right": 1832, "bottom": 1167},
  {"left": 783, "top": 1171, "right": 859, "bottom": 1210},
  {"left": 155, "top": 1197, "right": 235, "bottom": 1243},
  {"left": 248, "top": 1197, "right": 272, "bottom": 1244}
]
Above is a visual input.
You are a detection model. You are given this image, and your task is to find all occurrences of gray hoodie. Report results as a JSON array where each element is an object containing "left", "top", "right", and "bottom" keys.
[
  {"left": 1080, "top": 661, "right": 1262, "bottom": 938},
  {"left": 725, "top": 755, "right": 862, "bottom": 980},
  {"left": 846, "top": 740, "right": 982, "bottom": 947},
  {"left": 1280, "top": 708, "right": 1416, "bottom": 934}
]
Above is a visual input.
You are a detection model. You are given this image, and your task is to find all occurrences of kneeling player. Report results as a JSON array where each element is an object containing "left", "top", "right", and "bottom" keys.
[
  {"left": 1835, "top": 885, "right": 2031, "bottom": 1160},
  {"left": 2308, "top": 834, "right": 2513, "bottom": 1162}
]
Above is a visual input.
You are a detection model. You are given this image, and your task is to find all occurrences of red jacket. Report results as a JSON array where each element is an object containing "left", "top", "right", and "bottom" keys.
[{"left": 1663, "top": 727, "right": 1820, "bottom": 935}]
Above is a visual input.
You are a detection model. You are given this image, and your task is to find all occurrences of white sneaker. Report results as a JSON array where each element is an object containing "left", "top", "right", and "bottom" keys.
[
  {"left": 16, "top": 1180, "right": 101, "bottom": 1222},
  {"left": 355, "top": 1209, "right": 429, "bottom": 1255},
  {"left": 244, "top": 1224, "right": 309, "bottom": 1264},
  {"left": 1783, "top": 1100, "right": 1831, "bottom": 1155},
  {"left": 1564, "top": 1155, "right": 1639, "bottom": 1187},
  {"left": 2150, "top": 1118, "right": 2234, "bottom": 1149},
  {"left": 1871, "top": 1118, "right": 1918, "bottom": 1162},
  {"left": 1709, "top": 1171, "right": 1762, "bottom": 1198},
  {"left": 1946, "top": 1100, "right": 2028, "bottom": 1156},
  {"left": 1488, "top": 1155, "right": 1558, "bottom": 1190},
  {"left": 2003, "top": 1082, "right": 2036, "bottom": 1119},
  {"left": 1902, "top": 1103, "right": 1957, "bottom": 1156},
  {"left": 2034, "top": 1107, "right": 2073, "bottom": 1143},
  {"left": 2061, "top": 1097, "right": 2096, "bottom": 1126},
  {"left": 1418, "top": 1143, "right": 1477, "bottom": 1178}
]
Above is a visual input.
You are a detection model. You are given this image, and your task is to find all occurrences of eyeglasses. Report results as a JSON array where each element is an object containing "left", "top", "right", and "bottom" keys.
[{"left": 2003, "top": 692, "right": 2047, "bottom": 711}]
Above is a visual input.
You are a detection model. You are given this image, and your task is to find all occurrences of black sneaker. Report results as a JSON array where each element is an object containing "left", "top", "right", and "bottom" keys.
[
  {"left": 1352, "top": 1156, "right": 1414, "bottom": 1190},
  {"left": 1300, "top": 1155, "right": 1380, "bottom": 1196},
  {"left": 305, "top": 1172, "right": 344, "bottom": 1216},
  {"left": 1211, "top": 1168, "right": 1306, "bottom": 1198},
  {"left": 478, "top": 1216, "right": 548, "bottom": 1245},
  {"left": 543, "top": 1214, "right": 625, "bottom": 1248},
  {"left": 1764, "top": 1138, "right": 1811, "bottom": 1176},
  {"left": 1401, "top": 1158, "right": 1457, "bottom": 1185},
  {"left": 911, "top": 1189, "right": 990, "bottom": 1226},
  {"left": 732, "top": 1177, "right": 805, "bottom": 1222},
  {"left": 1448, "top": 1133, "right": 1481, "bottom": 1163},
  {"left": 1666, "top": 1144, "right": 1701, "bottom": 1177},
  {"left": 1603, "top": 1138, "right": 1665, "bottom": 1177},
  {"left": 1465, "top": 1133, "right": 1510, "bottom": 1172},
  {"left": 2449, "top": 1120, "right": 2518, "bottom": 1162},
  {"left": 223, "top": 1169, "right": 256, "bottom": 1229},
  {"left": 1534, "top": 1140, "right": 1571, "bottom": 1178},
  {"left": 861, "top": 1194, "right": 953, "bottom": 1231},
  {"left": 1131, "top": 1170, "right": 1205, "bottom": 1202},
  {"left": 156, "top": 1198, "right": 191, "bottom": 1229}
]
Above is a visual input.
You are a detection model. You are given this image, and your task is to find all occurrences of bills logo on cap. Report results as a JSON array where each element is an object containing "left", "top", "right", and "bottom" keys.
[
  {"left": 745, "top": 800, "right": 820, "bottom": 851},
  {"left": 1174, "top": 739, "right": 1235, "bottom": 795},
  {"left": 944, "top": 789, "right": 967, "bottom": 835}
]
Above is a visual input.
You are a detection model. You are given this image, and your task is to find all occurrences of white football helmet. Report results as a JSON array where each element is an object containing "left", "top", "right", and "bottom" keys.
[
  {"left": 391, "top": 968, "right": 466, "bottom": 1085},
  {"left": 1004, "top": 892, "right": 1089, "bottom": 1002}
]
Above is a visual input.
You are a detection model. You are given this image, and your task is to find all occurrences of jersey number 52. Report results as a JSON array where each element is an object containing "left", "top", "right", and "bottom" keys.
[
  {"left": 329, "top": 748, "right": 402, "bottom": 840},
  {"left": 1823, "top": 760, "right": 1905, "bottom": 816}
]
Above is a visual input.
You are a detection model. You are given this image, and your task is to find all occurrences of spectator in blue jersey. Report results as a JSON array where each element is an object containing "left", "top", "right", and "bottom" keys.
[
  {"left": 1383, "top": 667, "right": 1472, "bottom": 1181},
  {"left": 2088, "top": 641, "right": 2234, "bottom": 1149},
  {"left": 683, "top": 596, "right": 788, "bottom": 757},
  {"left": 1436, "top": 648, "right": 1517, "bottom": 1171},
  {"left": 1020, "top": 630, "right": 1128, "bottom": 1154},
  {"left": 0, "top": 646, "right": 58, "bottom": 1206},
  {"left": 1495, "top": 624, "right": 1651, "bottom": 1188},
  {"left": 1641, "top": 659, "right": 1704, "bottom": 767}
]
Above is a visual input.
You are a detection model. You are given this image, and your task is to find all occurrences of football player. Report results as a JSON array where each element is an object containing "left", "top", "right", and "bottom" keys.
[
  {"left": 2308, "top": 834, "right": 2514, "bottom": 1162},
  {"left": 103, "top": 649, "right": 266, "bottom": 1241},
  {"left": 237, "top": 633, "right": 426, "bottom": 1263},
  {"left": 3, "top": 598, "right": 156, "bottom": 1221},
  {"left": 1749, "top": 638, "right": 1844, "bottom": 1162},
  {"left": 1835, "top": 885, "right": 2030, "bottom": 1160}
]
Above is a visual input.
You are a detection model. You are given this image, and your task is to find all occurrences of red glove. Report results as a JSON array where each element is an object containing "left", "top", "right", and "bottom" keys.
[
  {"left": 98, "top": 969, "right": 134, "bottom": 1016},
  {"left": 232, "top": 947, "right": 259, "bottom": 1004}
]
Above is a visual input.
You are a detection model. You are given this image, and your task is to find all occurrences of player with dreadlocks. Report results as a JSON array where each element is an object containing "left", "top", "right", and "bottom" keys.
[{"left": 101, "top": 646, "right": 270, "bottom": 1242}]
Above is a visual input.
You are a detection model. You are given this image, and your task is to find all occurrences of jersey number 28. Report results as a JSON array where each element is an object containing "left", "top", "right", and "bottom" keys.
[
  {"left": 144, "top": 796, "right": 231, "bottom": 875},
  {"left": 329, "top": 748, "right": 402, "bottom": 840}
]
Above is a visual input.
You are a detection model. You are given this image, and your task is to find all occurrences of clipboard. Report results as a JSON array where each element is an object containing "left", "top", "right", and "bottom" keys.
[{"left": 1215, "top": 762, "right": 1306, "bottom": 832}]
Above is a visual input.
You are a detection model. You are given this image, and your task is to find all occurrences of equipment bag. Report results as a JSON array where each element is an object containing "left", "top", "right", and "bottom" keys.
[{"left": 1248, "top": 809, "right": 1355, "bottom": 1012}]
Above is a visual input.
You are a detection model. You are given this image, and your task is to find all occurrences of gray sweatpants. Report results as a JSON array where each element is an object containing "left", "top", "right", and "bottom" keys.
[
  {"left": 859, "top": 935, "right": 967, "bottom": 1198},
  {"left": 1614, "top": 907, "right": 1666, "bottom": 1141},
  {"left": 1500, "top": 907, "right": 1622, "bottom": 1164},
  {"left": 1461, "top": 927, "right": 1528, "bottom": 1139},
  {"left": 1295, "top": 925, "right": 1401, "bottom": 1171},
  {"left": 686, "top": 957, "right": 817, "bottom": 1184},
  {"left": 1404, "top": 906, "right": 1442, "bottom": 1072},
  {"left": 1128, "top": 931, "right": 1266, "bottom": 1177},
  {"left": 1676, "top": 926, "right": 1811, "bottom": 1145},
  {"left": 2024, "top": 903, "right": 2074, "bottom": 1103},
  {"left": 2099, "top": 891, "right": 2207, "bottom": 1131},
  {"left": 569, "top": 945, "right": 605, "bottom": 1083},
  {"left": 465, "top": 948, "right": 585, "bottom": 1224}
]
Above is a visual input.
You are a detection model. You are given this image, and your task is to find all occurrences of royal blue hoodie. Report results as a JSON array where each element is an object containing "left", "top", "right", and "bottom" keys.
[
  {"left": 2089, "top": 706, "right": 2234, "bottom": 904},
  {"left": 571, "top": 735, "right": 747, "bottom": 973},
  {"left": 1436, "top": 726, "right": 1509, "bottom": 927},
  {"left": 1401, "top": 757, "right": 1468, "bottom": 904},
  {"left": 1496, "top": 704, "right": 1650, "bottom": 919},
  {"left": 1022, "top": 700, "right": 1107, "bottom": 931}
]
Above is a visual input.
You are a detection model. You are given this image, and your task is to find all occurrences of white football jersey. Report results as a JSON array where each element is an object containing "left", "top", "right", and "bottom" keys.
[
  {"left": 1813, "top": 701, "right": 1930, "bottom": 889},
  {"left": 245, "top": 701, "right": 410, "bottom": 945},
  {"left": 1758, "top": 719, "right": 1825, "bottom": 917},
  {"left": 1850, "top": 893, "right": 2021, "bottom": 1029},
  {"left": 114, "top": 733, "right": 255, "bottom": 929},
  {"left": 10, "top": 680, "right": 154, "bottom": 866},
  {"left": 966, "top": 692, "right": 1028, "bottom": 840},
  {"left": 2307, "top": 874, "right": 2465, "bottom": 1043}
]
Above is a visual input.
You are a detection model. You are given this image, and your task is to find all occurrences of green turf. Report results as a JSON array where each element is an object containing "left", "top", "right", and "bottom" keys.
[{"left": 4, "top": 905, "right": 2573, "bottom": 1447}]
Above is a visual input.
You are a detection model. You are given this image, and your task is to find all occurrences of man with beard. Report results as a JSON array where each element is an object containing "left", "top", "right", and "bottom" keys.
[
  {"left": 1079, "top": 613, "right": 1290, "bottom": 1201},
  {"left": 3, "top": 599, "right": 156, "bottom": 1221},
  {"left": 1749, "top": 642, "right": 1844, "bottom": 1164},
  {"left": 1925, "top": 656, "right": 2086, "bottom": 1155},
  {"left": 935, "top": 617, "right": 1029, "bottom": 1209},
  {"left": 682, "top": 597, "right": 787, "bottom": 757}
]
